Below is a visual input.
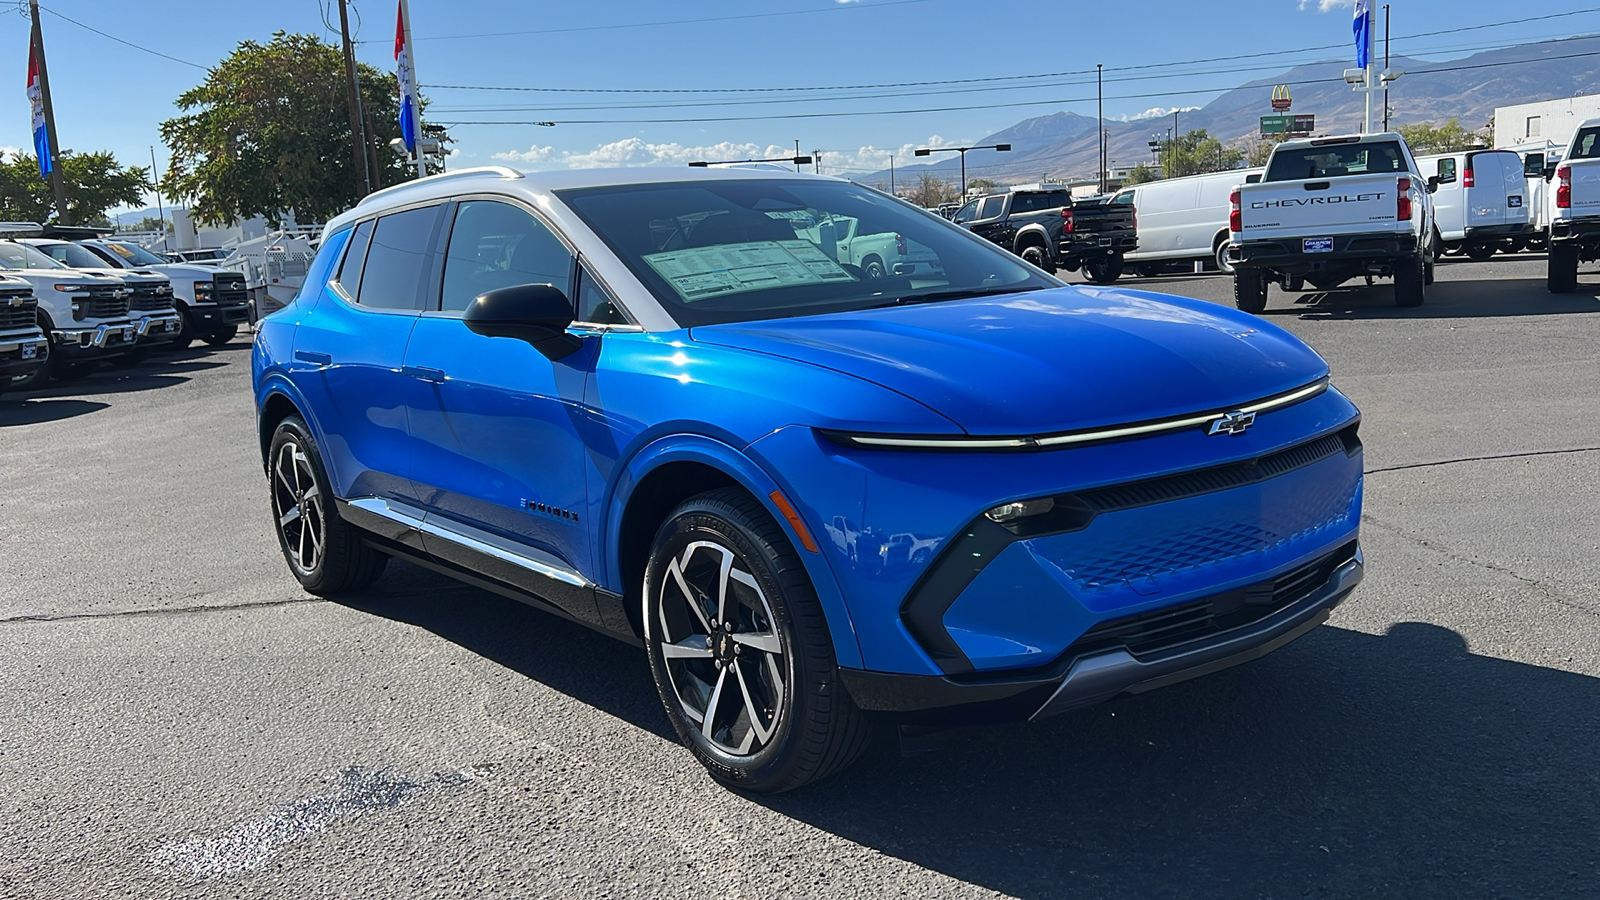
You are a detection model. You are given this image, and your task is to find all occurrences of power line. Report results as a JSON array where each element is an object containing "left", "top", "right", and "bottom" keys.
[
  {"left": 37, "top": 4, "right": 207, "bottom": 69},
  {"left": 433, "top": 45, "right": 1600, "bottom": 127},
  {"left": 359, "top": 0, "right": 945, "bottom": 44}
]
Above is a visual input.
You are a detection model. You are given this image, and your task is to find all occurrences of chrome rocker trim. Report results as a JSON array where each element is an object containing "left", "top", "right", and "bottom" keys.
[{"left": 345, "top": 497, "right": 593, "bottom": 588}]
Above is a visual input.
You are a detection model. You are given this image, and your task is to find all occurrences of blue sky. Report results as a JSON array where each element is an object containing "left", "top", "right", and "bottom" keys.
[{"left": 2, "top": 0, "right": 1597, "bottom": 207}]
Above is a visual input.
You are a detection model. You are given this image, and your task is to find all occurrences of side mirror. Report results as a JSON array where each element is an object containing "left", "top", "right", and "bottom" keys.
[
  {"left": 464, "top": 283, "right": 581, "bottom": 360},
  {"left": 1426, "top": 176, "right": 1440, "bottom": 194}
]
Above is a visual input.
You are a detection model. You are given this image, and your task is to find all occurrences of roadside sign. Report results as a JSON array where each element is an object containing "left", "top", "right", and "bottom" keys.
[
  {"left": 1272, "top": 85, "right": 1292, "bottom": 111},
  {"left": 1260, "top": 114, "right": 1315, "bottom": 135}
]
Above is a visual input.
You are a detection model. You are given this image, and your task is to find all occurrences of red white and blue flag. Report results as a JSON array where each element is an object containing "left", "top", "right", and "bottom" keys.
[
  {"left": 394, "top": 2, "right": 417, "bottom": 155},
  {"left": 26, "top": 39, "right": 50, "bottom": 178}
]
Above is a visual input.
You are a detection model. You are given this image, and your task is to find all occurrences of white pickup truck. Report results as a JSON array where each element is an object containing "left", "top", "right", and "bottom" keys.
[
  {"left": 1228, "top": 132, "right": 1436, "bottom": 313},
  {"left": 1544, "top": 117, "right": 1600, "bottom": 292}
]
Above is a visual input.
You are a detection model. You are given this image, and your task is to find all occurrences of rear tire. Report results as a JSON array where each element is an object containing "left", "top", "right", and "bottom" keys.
[
  {"left": 1465, "top": 243, "right": 1497, "bottom": 261},
  {"left": 644, "top": 488, "right": 871, "bottom": 793},
  {"left": 1548, "top": 245, "right": 1579, "bottom": 293},
  {"left": 861, "top": 257, "right": 886, "bottom": 280},
  {"left": 1019, "top": 244, "right": 1055, "bottom": 274},
  {"left": 1082, "top": 254, "right": 1123, "bottom": 284},
  {"left": 1394, "top": 255, "right": 1425, "bottom": 307},
  {"left": 1233, "top": 268, "right": 1267, "bottom": 313},
  {"left": 268, "top": 416, "right": 388, "bottom": 595}
]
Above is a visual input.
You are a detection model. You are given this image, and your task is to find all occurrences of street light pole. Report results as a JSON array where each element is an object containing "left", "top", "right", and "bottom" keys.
[
  {"left": 1097, "top": 63, "right": 1106, "bottom": 194},
  {"left": 914, "top": 143, "right": 1011, "bottom": 199}
]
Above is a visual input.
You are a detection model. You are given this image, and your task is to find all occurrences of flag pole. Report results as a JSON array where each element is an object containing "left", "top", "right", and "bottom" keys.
[
  {"left": 28, "top": 0, "right": 69, "bottom": 223},
  {"left": 400, "top": 0, "right": 425, "bottom": 179}
]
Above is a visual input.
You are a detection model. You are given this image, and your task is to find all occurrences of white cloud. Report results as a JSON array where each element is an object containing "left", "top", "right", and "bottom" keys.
[
  {"left": 1298, "top": 0, "right": 1352, "bottom": 10},
  {"left": 489, "top": 135, "right": 971, "bottom": 173},
  {"left": 1116, "top": 106, "right": 1202, "bottom": 122}
]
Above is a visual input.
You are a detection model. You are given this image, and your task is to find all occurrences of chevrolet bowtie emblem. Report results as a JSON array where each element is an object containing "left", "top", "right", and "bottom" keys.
[{"left": 1207, "top": 410, "right": 1257, "bottom": 436}]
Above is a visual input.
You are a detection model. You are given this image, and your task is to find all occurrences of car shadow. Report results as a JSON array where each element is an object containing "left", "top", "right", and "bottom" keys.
[
  {"left": 0, "top": 397, "right": 110, "bottom": 426},
  {"left": 1265, "top": 278, "right": 1600, "bottom": 319},
  {"left": 335, "top": 565, "right": 1599, "bottom": 897},
  {"left": 334, "top": 560, "right": 674, "bottom": 741}
]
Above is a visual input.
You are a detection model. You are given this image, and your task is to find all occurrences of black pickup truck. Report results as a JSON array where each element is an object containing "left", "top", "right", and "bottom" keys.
[{"left": 952, "top": 188, "right": 1137, "bottom": 283}]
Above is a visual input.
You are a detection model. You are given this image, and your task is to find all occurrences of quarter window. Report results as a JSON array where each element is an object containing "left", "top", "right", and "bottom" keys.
[
  {"left": 335, "top": 219, "right": 374, "bottom": 301},
  {"left": 440, "top": 200, "right": 573, "bottom": 313},
  {"left": 576, "top": 266, "right": 629, "bottom": 325},
  {"left": 356, "top": 205, "right": 439, "bottom": 310}
]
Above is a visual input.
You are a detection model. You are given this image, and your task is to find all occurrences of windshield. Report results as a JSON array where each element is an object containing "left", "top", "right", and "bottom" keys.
[
  {"left": 557, "top": 179, "right": 1055, "bottom": 326},
  {"left": 46, "top": 242, "right": 116, "bottom": 270},
  {"left": 0, "top": 241, "right": 66, "bottom": 270},
  {"left": 1265, "top": 140, "right": 1408, "bottom": 181},
  {"left": 101, "top": 241, "right": 171, "bottom": 266}
]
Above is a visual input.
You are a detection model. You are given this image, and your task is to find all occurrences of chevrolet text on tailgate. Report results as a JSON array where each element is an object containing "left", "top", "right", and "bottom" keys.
[
  {"left": 1545, "top": 117, "right": 1600, "bottom": 292},
  {"left": 1227, "top": 133, "right": 1436, "bottom": 313}
]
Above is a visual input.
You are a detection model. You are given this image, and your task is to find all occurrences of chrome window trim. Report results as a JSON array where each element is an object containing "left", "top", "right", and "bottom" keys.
[{"left": 834, "top": 379, "right": 1330, "bottom": 451}]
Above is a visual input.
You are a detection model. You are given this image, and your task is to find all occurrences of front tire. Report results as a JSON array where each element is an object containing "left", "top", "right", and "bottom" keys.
[
  {"left": 268, "top": 416, "right": 388, "bottom": 595},
  {"left": 1548, "top": 245, "right": 1579, "bottom": 293},
  {"left": 1214, "top": 236, "right": 1236, "bottom": 274},
  {"left": 643, "top": 488, "right": 871, "bottom": 793},
  {"left": 204, "top": 324, "right": 239, "bottom": 346},
  {"left": 1081, "top": 253, "right": 1124, "bottom": 284},
  {"left": 1232, "top": 267, "right": 1267, "bottom": 313}
]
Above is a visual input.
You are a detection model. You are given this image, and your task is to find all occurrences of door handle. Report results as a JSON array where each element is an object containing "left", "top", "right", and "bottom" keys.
[
  {"left": 294, "top": 350, "right": 332, "bottom": 367},
  {"left": 401, "top": 365, "right": 446, "bottom": 383}
]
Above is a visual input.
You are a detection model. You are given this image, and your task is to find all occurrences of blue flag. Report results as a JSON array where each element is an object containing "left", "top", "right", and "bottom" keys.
[{"left": 1353, "top": 0, "right": 1372, "bottom": 70}]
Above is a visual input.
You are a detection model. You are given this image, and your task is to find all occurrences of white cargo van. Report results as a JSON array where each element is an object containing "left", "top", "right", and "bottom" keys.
[
  {"left": 1415, "top": 149, "right": 1532, "bottom": 259},
  {"left": 1116, "top": 168, "right": 1264, "bottom": 275}
]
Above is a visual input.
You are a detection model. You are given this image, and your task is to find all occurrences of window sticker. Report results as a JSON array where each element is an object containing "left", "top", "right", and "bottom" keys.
[{"left": 642, "top": 240, "right": 854, "bottom": 302}]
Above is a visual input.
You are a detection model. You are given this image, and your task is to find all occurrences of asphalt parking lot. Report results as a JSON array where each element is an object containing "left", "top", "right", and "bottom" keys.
[{"left": 3, "top": 254, "right": 1598, "bottom": 899}]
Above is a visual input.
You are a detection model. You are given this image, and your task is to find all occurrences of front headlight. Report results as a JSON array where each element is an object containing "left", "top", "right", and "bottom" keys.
[{"left": 193, "top": 280, "right": 213, "bottom": 301}]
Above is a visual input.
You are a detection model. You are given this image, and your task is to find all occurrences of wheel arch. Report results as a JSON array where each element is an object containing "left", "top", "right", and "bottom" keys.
[
  {"left": 605, "top": 435, "right": 863, "bottom": 668},
  {"left": 1012, "top": 225, "right": 1050, "bottom": 251},
  {"left": 256, "top": 379, "right": 314, "bottom": 473}
]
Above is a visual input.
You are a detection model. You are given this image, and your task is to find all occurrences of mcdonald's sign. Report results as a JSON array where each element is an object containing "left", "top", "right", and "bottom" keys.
[{"left": 1271, "top": 84, "right": 1292, "bottom": 111}]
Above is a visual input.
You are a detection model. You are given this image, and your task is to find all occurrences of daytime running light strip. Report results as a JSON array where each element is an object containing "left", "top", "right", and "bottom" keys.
[{"left": 846, "top": 380, "right": 1329, "bottom": 450}]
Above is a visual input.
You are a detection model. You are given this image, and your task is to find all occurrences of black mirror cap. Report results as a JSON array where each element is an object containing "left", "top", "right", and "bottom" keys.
[
  {"left": 1426, "top": 176, "right": 1440, "bottom": 193},
  {"left": 463, "top": 283, "right": 582, "bottom": 360}
]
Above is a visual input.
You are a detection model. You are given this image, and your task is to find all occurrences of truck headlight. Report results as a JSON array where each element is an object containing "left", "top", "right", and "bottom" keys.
[{"left": 193, "top": 281, "right": 212, "bottom": 302}]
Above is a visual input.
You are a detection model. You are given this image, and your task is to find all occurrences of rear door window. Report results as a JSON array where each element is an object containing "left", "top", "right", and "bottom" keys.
[
  {"left": 355, "top": 205, "right": 441, "bottom": 310},
  {"left": 976, "top": 196, "right": 1006, "bottom": 219}
]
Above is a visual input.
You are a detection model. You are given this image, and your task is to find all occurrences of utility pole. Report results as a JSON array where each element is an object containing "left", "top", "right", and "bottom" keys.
[
  {"left": 1383, "top": 4, "right": 1391, "bottom": 131},
  {"left": 336, "top": 0, "right": 371, "bottom": 197},
  {"left": 1097, "top": 64, "right": 1106, "bottom": 194},
  {"left": 29, "top": 0, "right": 69, "bottom": 224},
  {"left": 150, "top": 146, "right": 168, "bottom": 252},
  {"left": 794, "top": 140, "right": 801, "bottom": 173},
  {"left": 889, "top": 154, "right": 895, "bottom": 194}
]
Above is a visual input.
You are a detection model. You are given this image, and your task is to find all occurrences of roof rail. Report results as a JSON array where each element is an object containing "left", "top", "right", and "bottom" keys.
[
  {"left": 0, "top": 222, "right": 44, "bottom": 238},
  {"left": 356, "top": 166, "right": 525, "bottom": 210}
]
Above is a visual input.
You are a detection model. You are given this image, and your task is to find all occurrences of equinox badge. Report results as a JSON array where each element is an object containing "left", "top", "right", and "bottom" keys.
[{"left": 1208, "top": 410, "right": 1257, "bottom": 436}]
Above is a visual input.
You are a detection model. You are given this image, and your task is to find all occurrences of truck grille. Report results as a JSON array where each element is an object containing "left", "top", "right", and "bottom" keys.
[
  {"left": 77, "top": 286, "right": 129, "bottom": 319},
  {"left": 128, "top": 284, "right": 174, "bottom": 312},
  {"left": 0, "top": 291, "right": 37, "bottom": 330},
  {"left": 1061, "top": 540, "right": 1358, "bottom": 661},
  {"left": 213, "top": 272, "right": 248, "bottom": 305}
]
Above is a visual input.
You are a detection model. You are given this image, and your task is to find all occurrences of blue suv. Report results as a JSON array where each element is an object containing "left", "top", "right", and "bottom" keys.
[{"left": 253, "top": 167, "right": 1364, "bottom": 792}]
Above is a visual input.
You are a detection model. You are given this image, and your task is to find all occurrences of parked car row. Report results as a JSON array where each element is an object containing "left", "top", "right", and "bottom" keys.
[
  {"left": 0, "top": 225, "right": 251, "bottom": 395},
  {"left": 951, "top": 186, "right": 1137, "bottom": 282}
]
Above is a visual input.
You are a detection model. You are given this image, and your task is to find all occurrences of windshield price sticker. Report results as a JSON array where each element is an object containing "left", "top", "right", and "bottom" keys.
[
  {"left": 1303, "top": 237, "right": 1334, "bottom": 253},
  {"left": 644, "top": 240, "right": 854, "bottom": 302}
]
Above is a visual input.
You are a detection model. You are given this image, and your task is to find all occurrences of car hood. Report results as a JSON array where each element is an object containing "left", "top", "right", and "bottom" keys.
[
  {"left": 6, "top": 268, "right": 124, "bottom": 283},
  {"left": 688, "top": 286, "right": 1329, "bottom": 435},
  {"left": 148, "top": 263, "right": 226, "bottom": 281}
]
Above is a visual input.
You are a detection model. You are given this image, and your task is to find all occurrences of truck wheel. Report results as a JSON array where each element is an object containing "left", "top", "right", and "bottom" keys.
[
  {"left": 644, "top": 488, "right": 872, "bottom": 793},
  {"left": 1547, "top": 246, "right": 1579, "bottom": 293},
  {"left": 1465, "top": 243, "right": 1497, "bottom": 261},
  {"left": 1394, "top": 255, "right": 1426, "bottom": 307},
  {"left": 1214, "top": 237, "right": 1235, "bottom": 274},
  {"left": 204, "top": 325, "right": 239, "bottom": 346},
  {"left": 1019, "top": 244, "right": 1055, "bottom": 274},
  {"left": 861, "top": 257, "right": 886, "bottom": 280},
  {"left": 1082, "top": 254, "right": 1124, "bottom": 284},
  {"left": 1232, "top": 268, "right": 1267, "bottom": 314},
  {"left": 268, "top": 415, "right": 389, "bottom": 595}
]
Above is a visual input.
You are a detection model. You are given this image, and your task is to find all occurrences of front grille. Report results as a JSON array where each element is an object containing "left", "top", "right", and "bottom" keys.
[
  {"left": 77, "top": 286, "right": 128, "bottom": 319},
  {"left": 128, "top": 284, "right": 174, "bottom": 312},
  {"left": 1061, "top": 540, "right": 1358, "bottom": 661},
  {"left": 213, "top": 272, "right": 248, "bottom": 305},
  {"left": 1079, "top": 431, "right": 1354, "bottom": 514},
  {"left": 0, "top": 291, "right": 36, "bottom": 330}
]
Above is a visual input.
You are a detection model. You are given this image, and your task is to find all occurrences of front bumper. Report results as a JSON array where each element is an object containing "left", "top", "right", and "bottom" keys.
[
  {"left": 1463, "top": 223, "right": 1532, "bottom": 240},
  {"left": 0, "top": 329, "right": 49, "bottom": 376},
  {"left": 132, "top": 311, "right": 183, "bottom": 343},
  {"left": 187, "top": 300, "right": 251, "bottom": 328},
  {"left": 52, "top": 320, "right": 137, "bottom": 358},
  {"left": 1230, "top": 231, "right": 1418, "bottom": 274},
  {"left": 840, "top": 546, "right": 1362, "bottom": 724}
]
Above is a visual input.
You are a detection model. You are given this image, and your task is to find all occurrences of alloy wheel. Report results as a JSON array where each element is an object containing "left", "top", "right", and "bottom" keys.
[
  {"left": 655, "top": 540, "right": 786, "bottom": 757},
  {"left": 271, "top": 439, "right": 325, "bottom": 575}
]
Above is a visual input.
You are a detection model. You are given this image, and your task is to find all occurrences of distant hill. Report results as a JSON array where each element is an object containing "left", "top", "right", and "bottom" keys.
[{"left": 857, "top": 34, "right": 1600, "bottom": 186}]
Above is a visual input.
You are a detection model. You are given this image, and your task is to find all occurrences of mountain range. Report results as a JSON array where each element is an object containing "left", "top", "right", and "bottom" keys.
[{"left": 859, "top": 34, "right": 1600, "bottom": 186}]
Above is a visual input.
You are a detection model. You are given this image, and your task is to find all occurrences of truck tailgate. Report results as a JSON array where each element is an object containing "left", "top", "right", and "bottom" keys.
[
  {"left": 1563, "top": 158, "right": 1600, "bottom": 216},
  {"left": 1237, "top": 173, "right": 1403, "bottom": 241},
  {"left": 1070, "top": 200, "right": 1135, "bottom": 237}
]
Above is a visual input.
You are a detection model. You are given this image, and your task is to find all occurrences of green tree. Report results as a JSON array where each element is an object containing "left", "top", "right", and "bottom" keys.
[
  {"left": 0, "top": 151, "right": 148, "bottom": 225},
  {"left": 124, "top": 215, "right": 171, "bottom": 233},
  {"left": 1121, "top": 164, "right": 1158, "bottom": 186},
  {"left": 1241, "top": 134, "right": 1288, "bottom": 167},
  {"left": 1162, "top": 129, "right": 1245, "bottom": 179},
  {"left": 160, "top": 32, "right": 446, "bottom": 226},
  {"left": 966, "top": 177, "right": 1000, "bottom": 195},
  {"left": 905, "top": 172, "right": 961, "bottom": 208},
  {"left": 1396, "top": 119, "right": 1484, "bottom": 155}
]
